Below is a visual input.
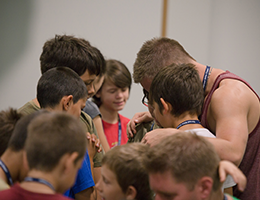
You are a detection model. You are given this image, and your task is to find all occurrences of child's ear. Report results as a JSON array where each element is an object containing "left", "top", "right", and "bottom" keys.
[
  {"left": 63, "top": 152, "right": 79, "bottom": 174},
  {"left": 22, "top": 150, "right": 30, "bottom": 174},
  {"left": 62, "top": 95, "right": 73, "bottom": 111},
  {"left": 160, "top": 98, "right": 172, "bottom": 114},
  {"left": 125, "top": 185, "right": 137, "bottom": 200},
  {"left": 197, "top": 176, "right": 213, "bottom": 199}
]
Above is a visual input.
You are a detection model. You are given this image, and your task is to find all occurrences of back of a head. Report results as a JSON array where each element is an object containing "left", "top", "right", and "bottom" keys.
[
  {"left": 0, "top": 108, "right": 23, "bottom": 156},
  {"left": 7, "top": 111, "right": 45, "bottom": 152},
  {"left": 40, "top": 34, "right": 106, "bottom": 77},
  {"left": 133, "top": 37, "right": 195, "bottom": 83},
  {"left": 37, "top": 66, "right": 87, "bottom": 109},
  {"left": 144, "top": 131, "right": 221, "bottom": 191},
  {"left": 25, "top": 112, "right": 87, "bottom": 172},
  {"left": 93, "top": 59, "right": 132, "bottom": 107},
  {"left": 102, "top": 143, "right": 153, "bottom": 200},
  {"left": 149, "top": 63, "right": 204, "bottom": 117}
]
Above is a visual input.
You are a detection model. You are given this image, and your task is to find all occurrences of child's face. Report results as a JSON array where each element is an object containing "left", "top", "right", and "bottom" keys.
[
  {"left": 99, "top": 80, "right": 129, "bottom": 112},
  {"left": 151, "top": 102, "right": 168, "bottom": 128},
  {"left": 80, "top": 70, "right": 97, "bottom": 98},
  {"left": 149, "top": 170, "right": 198, "bottom": 200},
  {"left": 96, "top": 164, "right": 127, "bottom": 200},
  {"left": 68, "top": 98, "right": 87, "bottom": 118}
]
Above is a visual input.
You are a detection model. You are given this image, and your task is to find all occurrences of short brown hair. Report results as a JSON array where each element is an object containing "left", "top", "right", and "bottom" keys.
[
  {"left": 144, "top": 131, "right": 221, "bottom": 191},
  {"left": 149, "top": 63, "right": 204, "bottom": 117},
  {"left": 25, "top": 112, "right": 87, "bottom": 172},
  {"left": 133, "top": 37, "right": 195, "bottom": 83},
  {"left": 102, "top": 143, "right": 153, "bottom": 200}
]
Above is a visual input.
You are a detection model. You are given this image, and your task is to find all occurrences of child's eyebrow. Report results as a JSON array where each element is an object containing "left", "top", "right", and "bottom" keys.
[{"left": 84, "top": 79, "right": 94, "bottom": 84}]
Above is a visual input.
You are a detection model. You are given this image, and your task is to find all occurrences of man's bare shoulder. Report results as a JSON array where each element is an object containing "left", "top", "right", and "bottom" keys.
[
  {"left": 209, "top": 78, "right": 260, "bottom": 132},
  {"left": 212, "top": 78, "right": 258, "bottom": 106}
]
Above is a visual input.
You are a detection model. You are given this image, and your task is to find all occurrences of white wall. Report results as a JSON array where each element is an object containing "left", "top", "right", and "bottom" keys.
[{"left": 0, "top": 0, "right": 259, "bottom": 119}]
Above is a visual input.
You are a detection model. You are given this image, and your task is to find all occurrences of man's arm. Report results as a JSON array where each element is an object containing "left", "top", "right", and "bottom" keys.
[{"left": 205, "top": 83, "right": 251, "bottom": 166}]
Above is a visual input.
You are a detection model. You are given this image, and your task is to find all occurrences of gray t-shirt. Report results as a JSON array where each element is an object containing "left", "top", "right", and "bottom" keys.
[{"left": 83, "top": 99, "right": 101, "bottom": 119}]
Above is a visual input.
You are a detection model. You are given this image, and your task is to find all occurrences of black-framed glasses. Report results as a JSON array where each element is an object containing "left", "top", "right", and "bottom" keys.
[{"left": 142, "top": 89, "right": 149, "bottom": 107}]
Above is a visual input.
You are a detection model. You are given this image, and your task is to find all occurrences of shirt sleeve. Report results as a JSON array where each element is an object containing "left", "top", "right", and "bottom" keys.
[
  {"left": 83, "top": 100, "right": 101, "bottom": 119},
  {"left": 64, "top": 151, "right": 95, "bottom": 198}
]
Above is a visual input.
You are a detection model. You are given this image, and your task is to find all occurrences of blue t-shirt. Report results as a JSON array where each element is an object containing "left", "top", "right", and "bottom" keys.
[{"left": 64, "top": 151, "right": 95, "bottom": 198}]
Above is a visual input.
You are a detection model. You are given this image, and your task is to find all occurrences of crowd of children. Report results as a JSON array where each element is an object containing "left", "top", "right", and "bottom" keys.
[{"left": 0, "top": 34, "right": 256, "bottom": 200}]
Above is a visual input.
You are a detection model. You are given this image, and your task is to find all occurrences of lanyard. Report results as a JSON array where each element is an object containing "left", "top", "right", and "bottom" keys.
[
  {"left": 202, "top": 66, "right": 211, "bottom": 91},
  {"left": 0, "top": 159, "right": 13, "bottom": 185},
  {"left": 118, "top": 115, "right": 122, "bottom": 146},
  {"left": 176, "top": 120, "right": 201, "bottom": 129},
  {"left": 150, "top": 122, "right": 155, "bottom": 131},
  {"left": 24, "top": 177, "right": 55, "bottom": 191},
  {"left": 223, "top": 194, "right": 228, "bottom": 200}
]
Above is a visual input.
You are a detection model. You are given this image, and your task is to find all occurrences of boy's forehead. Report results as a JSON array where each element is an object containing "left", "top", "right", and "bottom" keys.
[{"left": 80, "top": 70, "right": 96, "bottom": 82}]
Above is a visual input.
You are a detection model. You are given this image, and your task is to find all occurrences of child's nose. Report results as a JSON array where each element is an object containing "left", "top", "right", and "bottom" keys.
[
  {"left": 87, "top": 83, "right": 95, "bottom": 97},
  {"left": 116, "top": 91, "right": 123, "bottom": 98}
]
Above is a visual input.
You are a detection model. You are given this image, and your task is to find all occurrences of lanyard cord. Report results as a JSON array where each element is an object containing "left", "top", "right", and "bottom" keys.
[
  {"left": 202, "top": 66, "right": 212, "bottom": 91},
  {"left": 176, "top": 120, "right": 201, "bottom": 129},
  {"left": 0, "top": 159, "right": 13, "bottom": 185},
  {"left": 150, "top": 122, "right": 155, "bottom": 131},
  {"left": 118, "top": 114, "right": 122, "bottom": 146},
  {"left": 24, "top": 177, "right": 55, "bottom": 191}
]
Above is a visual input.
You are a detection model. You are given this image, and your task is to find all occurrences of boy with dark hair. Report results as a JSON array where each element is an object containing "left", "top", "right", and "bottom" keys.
[
  {"left": 35, "top": 66, "right": 98, "bottom": 199},
  {"left": 144, "top": 131, "right": 241, "bottom": 200},
  {"left": 18, "top": 34, "right": 106, "bottom": 200},
  {"left": 0, "top": 107, "right": 23, "bottom": 156},
  {"left": 0, "top": 111, "right": 44, "bottom": 191},
  {"left": 37, "top": 67, "right": 88, "bottom": 118},
  {"left": 40, "top": 34, "right": 106, "bottom": 96},
  {"left": 0, "top": 112, "right": 87, "bottom": 199}
]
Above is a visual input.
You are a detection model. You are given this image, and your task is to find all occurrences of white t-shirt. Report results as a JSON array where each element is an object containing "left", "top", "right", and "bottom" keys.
[{"left": 186, "top": 128, "right": 236, "bottom": 189}]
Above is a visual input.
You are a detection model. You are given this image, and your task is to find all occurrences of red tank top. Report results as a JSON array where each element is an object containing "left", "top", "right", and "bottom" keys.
[{"left": 200, "top": 71, "right": 260, "bottom": 200}]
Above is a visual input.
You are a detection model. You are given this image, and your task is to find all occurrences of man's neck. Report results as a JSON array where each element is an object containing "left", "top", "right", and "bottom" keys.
[
  {"left": 32, "top": 98, "right": 40, "bottom": 107},
  {"left": 193, "top": 62, "right": 224, "bottom": 97}
]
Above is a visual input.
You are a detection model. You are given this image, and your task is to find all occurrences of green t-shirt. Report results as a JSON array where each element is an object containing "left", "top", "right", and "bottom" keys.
[{"left": 18, "top": 100, "right": 103, "bottom": 167}]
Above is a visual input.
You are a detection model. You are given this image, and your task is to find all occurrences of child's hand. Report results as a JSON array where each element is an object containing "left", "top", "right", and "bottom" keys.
[
  {"left": 86, "top": 132, "right": 102, "bottom": 159},
  {"left": 127, "top": 111, "right": 153, "bottom": 138},
  {"left": 219, "top": 160, "right": 246, "bottom": 192}
]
